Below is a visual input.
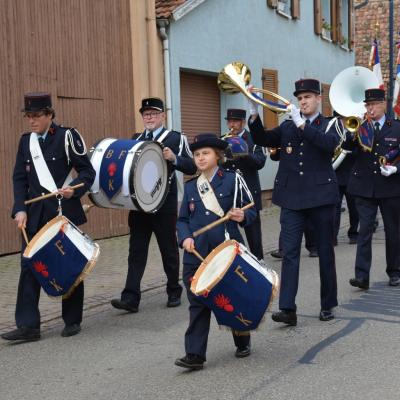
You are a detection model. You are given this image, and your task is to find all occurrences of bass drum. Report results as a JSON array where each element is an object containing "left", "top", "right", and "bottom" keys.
[{"left": 89, "top": 138, "right": 171, "bottom": 213}]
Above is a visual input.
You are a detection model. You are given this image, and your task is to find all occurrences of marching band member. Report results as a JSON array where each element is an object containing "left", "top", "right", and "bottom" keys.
[
  {"left": 2, "top": 92, "right": 95, "bottom": 342},
  {"left": 175, "top": 133, "right": 256, "bottom": 370},
  {"left": 248, "top": 79, "right": 340, "bottom": 325},
  {"left": 346, "top": 89, "right": 400, "bottom": 289},
  {"left": 222, "top": 108, "right": 266, "bottom": 260},
  {"left": 111, "top": 98, "right": 196, "bottom": 313}
]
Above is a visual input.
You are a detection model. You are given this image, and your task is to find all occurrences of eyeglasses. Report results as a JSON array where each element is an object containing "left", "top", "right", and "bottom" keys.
[
  {"left": 142, "top": 111, "right": 162, "bottom": 119},
  {"left": 24, "top": 112, "right": 46, "bottom": 119}
]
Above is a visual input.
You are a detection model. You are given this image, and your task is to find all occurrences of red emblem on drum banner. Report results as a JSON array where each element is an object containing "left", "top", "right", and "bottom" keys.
[
  {"left": 107, "top": 162, "right": 117, "bottom": 177},
  {"left": 214, "top": 294, "right": 234, "bottom": 312},
  {"left": 33, "top": 261, "right": 49, "bottom": 278}
]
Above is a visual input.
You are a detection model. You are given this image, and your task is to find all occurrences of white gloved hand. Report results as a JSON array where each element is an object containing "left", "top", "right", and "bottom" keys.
[
  {"left": 380, "top": 165, "right": 397, "bottom": 177},
  {"left": 246, "top": 85, "right": 259, "bottom": 116},
  {"left": 289, "top": 104, "right": 304, "bottom": 128}
]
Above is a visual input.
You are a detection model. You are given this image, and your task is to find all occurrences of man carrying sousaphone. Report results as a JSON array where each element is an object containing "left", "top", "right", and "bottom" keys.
[
  {"left": 1, "top": 93, "right": 95, "bottom": 342},
  {"left": 248, "top": 79, "right": 340, "bottom": 325},
  {"left": 345, "top": 88, "right": 400, "bottom": 289}
]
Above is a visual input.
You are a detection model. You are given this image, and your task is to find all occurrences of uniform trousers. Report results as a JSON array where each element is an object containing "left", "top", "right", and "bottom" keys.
[
  {"left": 16, "top": 234, "right": 83, "bottom": 329},
  {"left": 354, "top": 196, "right": 400, "bottom": 280},
  {"left": 244, "top": 211, "right": 264, "bottom": 260},
  {"left": 334, "top": 185, "right": 359, "bottom": 241},
  {"left": 122, "top": 211, "right": 183, "bottom": 306},
  {"left": 183, "top": 263, "right": 250, "bottom": 360},
  {"left": 279, "top": 205, "right": 338, "bottom": 312}
]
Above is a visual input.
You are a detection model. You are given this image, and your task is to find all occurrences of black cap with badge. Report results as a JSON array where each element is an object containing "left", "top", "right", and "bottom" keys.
[
  {"left": 293, "top": 79, "right": 321, "bottom": 97},
  {"left": 139, "top": 97, "right": 164, "bottom": 113},
  {"left": 22, "top": 92, "right": 52, "bottom": 112}
]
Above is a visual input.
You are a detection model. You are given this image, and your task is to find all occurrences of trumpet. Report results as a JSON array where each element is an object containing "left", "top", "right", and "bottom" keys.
[
  {"left": 343, "top": 116, "right": 362, "bottom": 133},
  {"left": 217, "top": 62, "right": 291, "bottom": 114}
]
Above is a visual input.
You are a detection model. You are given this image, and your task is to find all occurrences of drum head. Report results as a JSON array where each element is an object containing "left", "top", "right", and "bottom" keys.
[
  {"left": 192, "top": 240, "right": 237, "bottom": 295},
  {"left": 130, "top": 142, "right": 170, "bottom": 213}
]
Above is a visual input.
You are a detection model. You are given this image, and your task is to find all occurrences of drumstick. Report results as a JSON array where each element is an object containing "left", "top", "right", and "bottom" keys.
[
  {"left": 193, "top": 202, "right": 255, "bottom": 238},
  {"left": 21, "top": 227, "right": 29, "bottom": 245},
  {"left": 24, "top": 183, "right": 85, "bottom": 205},
  {"left": 192, "top": 248, "right": 205, "bottom": 263}
]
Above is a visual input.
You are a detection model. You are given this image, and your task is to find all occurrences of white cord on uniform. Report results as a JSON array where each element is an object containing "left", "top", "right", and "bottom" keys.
[
  {"left": 65, "top": 129, "right": 87, "bottom": 164},
  {"left": 179, "top": 133, "right": 192, "bottom": 157}
]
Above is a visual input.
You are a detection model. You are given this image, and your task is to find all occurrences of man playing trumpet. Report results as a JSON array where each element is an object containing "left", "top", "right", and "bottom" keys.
[{"left": 345, "top": 88, "right": 400, "bottom": 289}]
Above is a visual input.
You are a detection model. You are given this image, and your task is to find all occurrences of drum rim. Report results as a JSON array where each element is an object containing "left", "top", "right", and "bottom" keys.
[
  {"left": 191, "top": 239, "right": 239, "bottom": 296},
  {"left": 129, "top": 141, "right": 172, "bottom": 213},
  {"left": 23, "top": 215, "right": 69, "bottom": 257}
]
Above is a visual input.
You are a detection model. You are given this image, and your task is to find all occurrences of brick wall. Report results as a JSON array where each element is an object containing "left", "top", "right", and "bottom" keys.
[{"left": 354, "top": 0, "right": 400, "bottom": 87}]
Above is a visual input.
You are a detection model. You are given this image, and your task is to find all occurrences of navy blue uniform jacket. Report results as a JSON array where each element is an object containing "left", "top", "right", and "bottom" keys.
[
  {"left": 177, "top": 169, "right": 256, "bottom": 265},
  {"left": 249, "top": 115, "right": 340, "bottom": 210},
  {"left": 222, "top": 130, "right": 266, "bottom": 211},
  {"left": 132, "top": 128, "right": 196, "bottom": 214},
  {"left": 343, "top": 117, "right": 400, "bottom": 198},
  {"left": 12, "top": 122, "right": 96, "bottom": 233}
]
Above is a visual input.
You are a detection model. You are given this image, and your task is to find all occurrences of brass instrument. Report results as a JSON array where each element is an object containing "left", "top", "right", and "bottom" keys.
[
  {"left": 217, "top": 62, "right": 291, "bottom": 114},
  {"left": 328, "top": 66, "right": 380, "bottom": 169}
]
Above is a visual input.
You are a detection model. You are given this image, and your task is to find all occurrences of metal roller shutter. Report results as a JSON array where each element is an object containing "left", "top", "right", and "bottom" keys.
[{"left": 180, "top": 71, "right": 221, "bottom": 143}]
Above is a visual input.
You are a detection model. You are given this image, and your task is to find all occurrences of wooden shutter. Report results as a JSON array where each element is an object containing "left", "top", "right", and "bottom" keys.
[
  {"left": 291, "top": 0, "right": 300, "bottom": 19},
  {"left": 337, "top": 0, "right": 343, "bottom": 44},
  {"left": 348, "top": 0, "right": 354, "bottom": 50},
  {"left": 321, "top": 83, "right": 332, "bottom": 117},
  {"left": 180, "top": 71, "right": 221, "bottom": 144},
  {"left": 267, "top": 0, "right": 278, "bottom": 8},
  {"left": 314, "top": 0, "right": 322, "bottom": 35},
  {"left": 330, "top": 0, "right": 338, "bottom": 43},
  {"left": 262, "top": 69, "right": 279, "bottom": 129}
]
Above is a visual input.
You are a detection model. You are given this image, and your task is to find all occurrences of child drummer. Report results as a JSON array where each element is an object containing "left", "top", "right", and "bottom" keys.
[{"left": 175, "top": 133, "right": 256, "bottom": 371}]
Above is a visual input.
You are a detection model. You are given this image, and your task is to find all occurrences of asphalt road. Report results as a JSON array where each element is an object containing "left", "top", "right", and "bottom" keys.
[{"left": 1, "top": 227, "right": 399, "bottom": 400}]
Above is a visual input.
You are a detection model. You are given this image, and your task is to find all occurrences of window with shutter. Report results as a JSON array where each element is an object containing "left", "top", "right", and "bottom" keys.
[
  {"left": 267, "top": 0, "right": 300, "bottom": 19},
  {"left": 321, "top": 83, "right": 333, "bottom": 117},
  {"left": 262, "top": 69, "right": 279, "bottom": 129}
]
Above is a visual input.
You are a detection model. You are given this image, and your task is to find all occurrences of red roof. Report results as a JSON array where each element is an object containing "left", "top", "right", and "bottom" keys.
[{"left": 155, "top": 0, "right": 187, "bottom": 19}]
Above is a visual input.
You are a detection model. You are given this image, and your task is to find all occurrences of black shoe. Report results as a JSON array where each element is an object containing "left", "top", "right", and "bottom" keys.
[
  {"left": 349, "top": 278, "right": 369, "bottom": 290},
  {"left": 61, "top": 324, "right": 81, "bottom": 337},
  {"left": 270, "top": 249, "right": 283, "bottom": 259},
  {"left": 167, "top": 296, "right": 181, "bottom": 308},
  {"left": 389, "top": 276, "right": 400, "bottom": 286},
  {"left": 1, "top": 327, "right": 41, "bottom": 342},
  {"left": 175, "top": 354, "right": 204, "bottom": 370},
  {"left": 271, "top": 310, "right": 297, "bottom": 326},
  {"left": 319, "top": 309, "right": 334, "bottom": 321},
  {"left": 349, "top": 237, "right": 358, "bottom": 245},
  {"left": 235, "top": 345, "right": 251, "bottom": 358},
  {"left": 111, "top": 299, "right": 138, "bottom": 313},
  {"left": 309, "top": 250, "right": 318, "bottom": 258}
]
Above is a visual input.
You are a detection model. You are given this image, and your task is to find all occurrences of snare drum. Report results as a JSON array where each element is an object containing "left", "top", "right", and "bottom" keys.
[
  {"left": 23, "top": 215, "right": 100, "bottom": 298},
  {"left": 89, "top": 138, "right": 171, "bottom": 212},
  {"left": 191, "top": 240, "right": 279, "bottom": 331}
]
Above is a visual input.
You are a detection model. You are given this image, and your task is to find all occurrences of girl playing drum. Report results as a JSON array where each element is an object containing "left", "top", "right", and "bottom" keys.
[{"left": 175, "top": 133, "right": 256, "bottom": 371}]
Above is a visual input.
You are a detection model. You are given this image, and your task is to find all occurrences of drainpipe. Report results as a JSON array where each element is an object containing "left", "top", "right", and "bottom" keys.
[{"left": 157, "top": 19, "right": 172, "bottom": 130}]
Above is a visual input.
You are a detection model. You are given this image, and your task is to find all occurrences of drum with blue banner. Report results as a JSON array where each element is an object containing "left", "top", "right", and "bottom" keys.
[
  {"left": 190, "top": 240, "right": 279, "bottom": 331},
  {"left": 89, "top": 138, "right": 171, "bottom": 213},
  {"left": 23, "top": 215, "right": 100, "bottom": 299}
]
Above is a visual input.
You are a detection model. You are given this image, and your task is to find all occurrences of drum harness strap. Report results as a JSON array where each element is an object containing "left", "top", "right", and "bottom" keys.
[{"left": 29, "top": 130, "right": 87, "bottom": 210}]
